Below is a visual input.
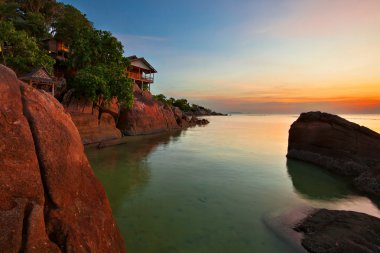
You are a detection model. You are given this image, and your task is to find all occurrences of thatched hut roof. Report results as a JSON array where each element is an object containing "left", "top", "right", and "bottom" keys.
[{"left": 19, "top": 67, "right": 54, "bottom": 84}]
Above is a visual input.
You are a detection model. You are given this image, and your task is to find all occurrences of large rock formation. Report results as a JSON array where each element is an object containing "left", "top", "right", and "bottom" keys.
[
  {"left": 287, "top": 111, "right": 380, "bottom": 196},
  {"left": 294, "top": 209, "right": 380, "bottom": 253},
  {"left": 0, "top": 65, "right": 125, "bottom": 252},
  {"left": 117, "top": 84, "right": 208, "bottom": 135},
  {"left": 62, "top": 90, "right": 122, "bottom": 145}
]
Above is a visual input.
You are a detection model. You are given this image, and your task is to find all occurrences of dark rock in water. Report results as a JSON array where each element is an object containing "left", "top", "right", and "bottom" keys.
[
  {"left": 287, "top": 111, "right": 380, "bottom": 196},
  {"left": 117, "top": 84, "right": 208, "bottom": 135},
  {"left": 196, "top": 118, "right": 210, "bottom": 125},
  {"left": 294, "top": 209, "right": 380, "bottom": 253},
  {"left": 0, "top": 65, "right": 125, "bottom": 252}
]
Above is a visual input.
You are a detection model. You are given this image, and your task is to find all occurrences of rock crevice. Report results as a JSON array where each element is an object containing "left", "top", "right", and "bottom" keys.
[{"left": 20, "top": 85, "right": 59, "bottom": 210}]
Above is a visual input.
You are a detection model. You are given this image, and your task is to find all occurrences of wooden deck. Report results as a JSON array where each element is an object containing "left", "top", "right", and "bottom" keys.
[{"left": 127, "top": 71, "right": 154, "bottom": 83}]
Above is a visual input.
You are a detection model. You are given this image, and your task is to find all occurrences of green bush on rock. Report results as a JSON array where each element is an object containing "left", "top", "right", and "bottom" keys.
[{"left": 73, "top": 64, "right": 133, "bottom": 108}]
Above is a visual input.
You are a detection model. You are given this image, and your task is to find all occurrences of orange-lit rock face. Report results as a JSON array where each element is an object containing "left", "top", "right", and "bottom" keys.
[
  {"left": 62, "top": 90, "right": 122, "bottom": 145},
  {"left": 118, "top": 84, "right": 193, "bottom": 135},
  {"left": 287, "top": 111, "right": 380, "bottom": 196},
  {"left": 0, "top": 65, "right": 126, "bottom": 252}
]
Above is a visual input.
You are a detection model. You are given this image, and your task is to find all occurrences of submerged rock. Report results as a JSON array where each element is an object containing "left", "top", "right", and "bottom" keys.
[
  {"left": 294, "top": 209, "right": 380, "bottom": 253},
  {"left": 287, "top": 111, "right": 380, "bottom": 196},
  {"left": 117, "top": 84, "right": 208, "bottom": 135},
  {"left": 0, "top": 65, "right": 125, "bottom": 252}
]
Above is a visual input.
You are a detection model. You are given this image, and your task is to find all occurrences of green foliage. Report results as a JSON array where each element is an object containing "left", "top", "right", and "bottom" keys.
[
  {"left": 153, "top": 95, "right": 191, "bottom": 112},
  {"left": 17, "top": 12, "right": 48, "bottom": 39},
  {"left": 153, "top": 94, "right": 168, "bottom": 104},
  {"left": 191, "top": 104, "right": 212, "bottom": 114},
  {"left": 0, "top": 20, "right": 55, "bottom": 74},
  {"left": 0, "top": 1, "right": 20, "bottom": 22},
  {"left": 0, "top": 0, "right": 134, "bottom": 106},
  {"left": 153, "top": 94, "right": 214, "bottom": 113},
  {"left": 73, "top": 64, "right": 134, "bottom": 108},
  {"left": 68, "top": 27, "right": 124, "bottom": 69},
  {"left": 72, "top": 66, "right": 108, "bottom": 101},
  {"left": 0, "top": 0, "right": 59, "bottom": 40},
  {"left": 173, "top": 98, "right": 191, "bottom": 112},
  {"left": 53, "top": 4, "right": 92, "bottom": 45},
  {"left": 69, "top": 27, "right": 133, "bottom": 105},
  {"left": 17, "top": 0, "right": 53, "bottom": 13}
]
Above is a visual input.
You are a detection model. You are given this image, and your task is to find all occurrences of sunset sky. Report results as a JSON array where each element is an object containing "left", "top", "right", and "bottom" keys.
[{"left": 62, "top": 0, "right": 380, "bottom": 114}]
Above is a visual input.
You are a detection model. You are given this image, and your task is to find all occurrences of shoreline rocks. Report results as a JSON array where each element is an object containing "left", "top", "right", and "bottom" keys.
[
  {"left": 0, "top": 65, "right": 125, "bottom": 252},
  {"left": 62, "top": 90, "right": 122, "bottom": 145},
  {"left": 117, "top": 84, "right": 209, "bottom": 136},
  {"left": 294, "top": 209, "right": 380, "bottom": 253},
  {"left": 287, "top": 111, "right": 380, "bottom": 196},
  {"left": 62, "top": 84, "right": 209, "bottom": 141}
]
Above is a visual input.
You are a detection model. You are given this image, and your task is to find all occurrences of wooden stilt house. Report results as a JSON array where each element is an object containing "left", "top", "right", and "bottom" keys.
[{"left": 127, "top": 56, "right": 157, "bottom": 91}]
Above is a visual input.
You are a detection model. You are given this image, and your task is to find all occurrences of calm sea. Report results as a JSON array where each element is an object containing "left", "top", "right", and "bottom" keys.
[{"left": 86, "top": 114, "right": 380, "bottom": 253}]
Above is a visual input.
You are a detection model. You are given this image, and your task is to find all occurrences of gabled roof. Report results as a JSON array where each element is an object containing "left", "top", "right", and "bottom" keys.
[
  {"left": 19, "top": 67, "right": 53, "bottom": 82},
  {"left": 127, "top": 55, "right": 157, "bottom": 73}
]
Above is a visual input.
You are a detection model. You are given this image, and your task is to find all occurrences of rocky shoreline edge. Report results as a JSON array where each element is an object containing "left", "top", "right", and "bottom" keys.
[
  {"left": 283, "top": 111, "right": 380, "bottom": 253},
  {"left": 62, "top": 83, "right": 211, "bottom": 146}
]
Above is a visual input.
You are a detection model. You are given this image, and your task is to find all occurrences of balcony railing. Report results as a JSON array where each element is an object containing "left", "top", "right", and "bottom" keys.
[{"left": 127, "top": 71, "right": 154, "bottom": 82}]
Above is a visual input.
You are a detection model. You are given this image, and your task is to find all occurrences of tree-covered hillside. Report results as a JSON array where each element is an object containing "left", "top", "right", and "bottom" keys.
[{"left": 0, "top": 0, "right": 133, "bottom": 107}]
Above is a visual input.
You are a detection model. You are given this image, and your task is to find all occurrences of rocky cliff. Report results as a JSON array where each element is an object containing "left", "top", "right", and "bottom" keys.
[
  {"left": 0, "top": 65, "right": 125, "bottom": 252},
  {"left": 117, "top": 84, "right": 208, "bottom": 136},
  {"left": 287, "top": 111, "right": 380, "bottom": 196},
  {"left": 62, "top": 90, "right": 122, "bottom": 145}
]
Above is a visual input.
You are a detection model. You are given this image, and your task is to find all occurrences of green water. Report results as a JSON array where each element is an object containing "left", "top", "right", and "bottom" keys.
[{"left": 86, "top": 114, "right": 380, "bottom": 253}]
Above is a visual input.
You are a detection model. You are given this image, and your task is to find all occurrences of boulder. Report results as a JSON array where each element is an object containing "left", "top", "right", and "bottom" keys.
[
  {"left": 287, "top": 111, "right": 380, "bottom": 196},
  {"left": 0, "top": 65, "right": 125, "bottom": 252},
  {"left": 117, "top": 84, "right": 203, "bottom": 135},
  {"left": 295, "top": 209, "right": 380, "bottom": 253},
  {"left": 62, "top": 90, "right": 122, "bottom": 145}
]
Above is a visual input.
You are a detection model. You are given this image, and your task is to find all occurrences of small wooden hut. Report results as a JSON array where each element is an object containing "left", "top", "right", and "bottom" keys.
[{"left": 19, "top": 67, "right": 66, "bottom": 97}]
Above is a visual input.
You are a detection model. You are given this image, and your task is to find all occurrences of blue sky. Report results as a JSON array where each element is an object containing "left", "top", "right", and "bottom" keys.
[{"left": 61, "top": 0, "right": 380, "bottom": 113}]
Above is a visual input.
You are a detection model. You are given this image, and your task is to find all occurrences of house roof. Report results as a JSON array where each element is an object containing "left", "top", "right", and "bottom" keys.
[
  {"left": 19, "top": 67, "right": 54, "bottom": 83},
  {"left": 127, "top": 55, "right": 157, "bottom": 73}
]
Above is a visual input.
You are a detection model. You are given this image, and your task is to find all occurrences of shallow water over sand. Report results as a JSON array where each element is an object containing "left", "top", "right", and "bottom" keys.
[{"left": 86, "top": 114, "right": 380, "bottom": 253}]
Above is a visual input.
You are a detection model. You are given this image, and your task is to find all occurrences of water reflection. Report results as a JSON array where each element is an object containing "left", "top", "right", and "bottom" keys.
[
  {"left": 286, "top": 159, "right": 355, "bottom": 201},
  {"left": 84, "top": 115, "right": 380, "bottom": 253},
  {"left": 86, "top": 130, "right": 184, "bottom": 213}
]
